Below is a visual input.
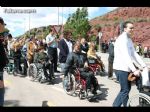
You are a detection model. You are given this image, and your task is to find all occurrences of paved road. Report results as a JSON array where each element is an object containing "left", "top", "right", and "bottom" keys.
[{"left": 3, "top": 52, "right": 150, "bottom": 107}]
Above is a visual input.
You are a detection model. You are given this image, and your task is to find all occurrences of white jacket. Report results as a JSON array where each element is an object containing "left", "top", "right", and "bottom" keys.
[{"left": 113, "top": 32, "right": 146, "bottom": 72}]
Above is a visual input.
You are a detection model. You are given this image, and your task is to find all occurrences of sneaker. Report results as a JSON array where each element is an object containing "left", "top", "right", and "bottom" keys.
[
  {"left": 95, "top": 90, "right": 102, "bottom": 95},
  {"left": 87, "top": 89, "right": 94, "bottom": 97},
  {"left": 51, "top": 75, "right": 55, "bottom": 79},
  {"left": 114, "top": 79, "right": 119, "bottom": 83},
  {"left": 108, "top": 77, "right": 113, "bottom": 80}
]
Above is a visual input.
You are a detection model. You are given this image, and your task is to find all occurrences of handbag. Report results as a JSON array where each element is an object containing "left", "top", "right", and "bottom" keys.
[
  {"left": 128, "top": 72, "right": 137, "bottom": 82},
  {"left": 128, "top": 63, "right": 139, "bottom": 81}
]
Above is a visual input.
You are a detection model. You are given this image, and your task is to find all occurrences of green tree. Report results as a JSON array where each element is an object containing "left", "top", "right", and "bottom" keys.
[{"left": 64, "top": 7, "right": 91, "bottom": 40}]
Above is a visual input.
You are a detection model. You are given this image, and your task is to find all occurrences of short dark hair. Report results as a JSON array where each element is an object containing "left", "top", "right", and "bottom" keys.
[
  {"left": 97, "top": 27, "right": 101, "bottom": 32},
  {"left": 123, "top": 21, "right": 133, "bottom": 29},
  {"left": 8, "top": 34, "right": 12, "bottom": 38},
  {"left": 63, "top": 30, "right": 72, "bottom": 37},
  {"left": 49, "top": 28, "right": 53, "bottom": 32}
]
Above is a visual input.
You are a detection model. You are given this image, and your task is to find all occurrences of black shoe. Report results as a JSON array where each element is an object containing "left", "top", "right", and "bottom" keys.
[
  {"left": 40, "top": 79, "right": 48, "bottom": 83},
  {"left": 13, "top": 72, "right": 17, "bottom": 76},
  {"left": 54, "top": 70, "right": 60, "bottom": 73},
  {"left": 108, "top": 77, "right": 113, "bottom": 80},
  {"left": 51, "top": 75, "right": 55, "bottom": 79}
]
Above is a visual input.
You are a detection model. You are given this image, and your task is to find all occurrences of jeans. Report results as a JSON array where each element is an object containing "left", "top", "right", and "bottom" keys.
[
  {"left": 113, "top": 70, "right": 131, "bottom": 107},
  {"left": 0, "top": 71, "right": 4, "bottom": 106}
]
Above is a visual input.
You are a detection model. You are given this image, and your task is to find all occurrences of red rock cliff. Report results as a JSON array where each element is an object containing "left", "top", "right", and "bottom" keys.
[{"left": 90, "top": 7, "right": 150, "bottom": 47}]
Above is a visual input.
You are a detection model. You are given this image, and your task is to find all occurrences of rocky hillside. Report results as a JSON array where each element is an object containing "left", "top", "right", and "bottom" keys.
[
  {"left": 19, "top": 25, "right": 62, "bottom": 39},
  {"left": 89, "top": 7, "right": 150, "bottom": 47}
]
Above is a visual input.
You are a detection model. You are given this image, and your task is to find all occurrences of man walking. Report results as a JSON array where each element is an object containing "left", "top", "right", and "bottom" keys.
[
  {"left": 113, "top": 21, "right": 147, "bottom": 107},
  {"left": 46, "top": 28, "right": 60, "bottom": 75},
  {"left": 58, "top": 30, "right": 73, "bottom": 72}
]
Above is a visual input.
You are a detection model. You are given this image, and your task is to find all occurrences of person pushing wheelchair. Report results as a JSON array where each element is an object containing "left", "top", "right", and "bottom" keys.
[{"left": 64, "top": 41, "right": 102, "bottom": 97}]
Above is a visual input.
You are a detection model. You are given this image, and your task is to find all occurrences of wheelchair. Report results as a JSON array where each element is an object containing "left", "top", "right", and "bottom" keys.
[
  {"left": 27, "top": 63, "right": 44, "bottom": 82},
  {"left": 5, "top": 56, "right": 15, "bottom": 75},
  {"left": 127, "top": 71, "right": 150, "bottom": 107},
  {"left": 62, "top": 68, "right": 101, "bottom": 100},
  {"left": 27, "top": 55, "right": 54, "bottom": 83},
  {"left": 87, "top": 57, "right": 105, "bottom": 76}
]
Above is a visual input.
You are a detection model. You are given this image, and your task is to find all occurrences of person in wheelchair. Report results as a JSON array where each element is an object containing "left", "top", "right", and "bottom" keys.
[
  {"left": 64, "top": 42, "right": 102, "bottom": 97},
  {"left": 87, "top": 41, "right": 105, "bottom": 72},
  {"left": 34, "top": 43, "right": 53, "bottom": 83}
]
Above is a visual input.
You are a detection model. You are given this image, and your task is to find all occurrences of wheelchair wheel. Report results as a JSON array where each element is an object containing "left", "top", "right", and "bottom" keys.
[
  {"left": 62, "top": 73, "right": 76, "bottom": 95},
  {"left": 6, "top": 64, "right": 15, "bottom": 75},
  {"left": 38, "top": 68, "right": 46, "bottom": 82},
  {"left": 127, "top": 93, "right": 150, "bottom": 107},
  {"left": 28, "top": 63, "right": 38, "bottom": 79}
]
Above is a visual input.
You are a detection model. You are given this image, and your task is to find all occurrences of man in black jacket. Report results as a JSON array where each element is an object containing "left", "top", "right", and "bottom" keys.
[
  {"left": 64, "top": 42, "right": 102, "bottom": 97},
  {"left": 0, "top": 17, "right": 8, "bottom": 106},
  {"left": 58, "top": 30, "right": 73, "bottom": 72}
]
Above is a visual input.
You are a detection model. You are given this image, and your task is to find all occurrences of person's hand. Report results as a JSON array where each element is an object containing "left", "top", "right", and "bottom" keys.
[
  {"left": 81, "top": 50, "right": 86, "bottom": 54},
  {"left": 55, "top": 38, "right": 60, "bottom": 42},
  {"left": 133, "top": 70, "right": 141, "bottom": 77},
  {"left": 0, "top": 80, "right": 4, "bottom": 88}
]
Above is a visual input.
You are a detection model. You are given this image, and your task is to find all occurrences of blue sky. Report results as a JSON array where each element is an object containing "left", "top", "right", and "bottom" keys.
[{"left": 0, "top": 7, "right": 118, "bottom": 37}]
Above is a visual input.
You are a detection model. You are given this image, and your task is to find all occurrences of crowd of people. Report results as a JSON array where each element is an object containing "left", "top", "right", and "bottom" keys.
[
  {"left": 0, "top": 16, "right": 149, "bottom": 107},
  {"left": 135, "top": 43, "right": 150, "bottom": 58}
]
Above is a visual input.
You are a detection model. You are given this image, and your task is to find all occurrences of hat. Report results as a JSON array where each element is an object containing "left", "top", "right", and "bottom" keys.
[{"left": 0, "top": 17, "right": 6, "bottom": 25}]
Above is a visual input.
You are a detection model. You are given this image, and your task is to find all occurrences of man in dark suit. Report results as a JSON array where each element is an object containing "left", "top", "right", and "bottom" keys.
[{"left": 58, "top": 30, "right": 73, "bottom": 72}]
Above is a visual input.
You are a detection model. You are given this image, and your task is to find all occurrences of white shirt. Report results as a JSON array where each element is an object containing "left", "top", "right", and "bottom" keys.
[
  {"left": 113, "top": 32, "right": 146, "bottom": 72},
  {"left": 136, "top": 45, "right": 140, "bottom": 52},
  {"left": 144, "top": 47, "right": 148, "bottom": 53},
  {"left": 7, "top": 39, "right": 15, "bottom": 50},
  {"left": 46, "top": 33, "right": 57, "bottom": 48},
  {"left": 98, "top": 32, "right": 102, "bottom": 40},
  {"left": 64, "top": 38, "right": 72, "bottom": 53}
]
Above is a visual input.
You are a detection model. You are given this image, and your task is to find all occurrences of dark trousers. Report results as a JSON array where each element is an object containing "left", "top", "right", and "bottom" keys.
[
  {"left": 14, "top": 57, "right": 22, "bottom": 74},
  {"left": 48, "top": 47, "right": 58, "bottom": 72},
  {"left": 0, "top": 71, "right": 4, "bottom": 106},
  {"left": 108, "top": 61, "right": 113, "bottom": 77},
  {"left": 43, "top": 63, "right": 54, "bottom": 80},
  {"left": 23, "top": 58, "right": 28, "bottom": 76},
  {"left": 113, "top": 70, "right": 131, "bottom": 107},
  {"left": 80, "top": 71, "right": 98, "bottom": 91}
]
